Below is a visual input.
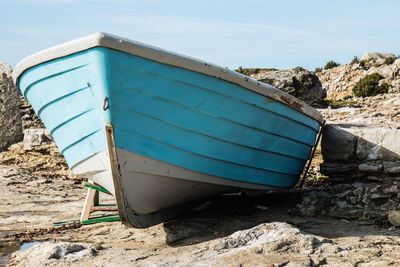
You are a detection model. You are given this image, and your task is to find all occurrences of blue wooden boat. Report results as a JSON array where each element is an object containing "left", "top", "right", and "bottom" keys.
[{"left": 13, "top": 33, "right": 323, "bottom": 228}]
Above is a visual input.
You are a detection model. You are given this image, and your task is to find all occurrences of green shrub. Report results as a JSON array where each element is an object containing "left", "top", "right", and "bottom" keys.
[
  {"left": 235, "top": 67, "right": 260, "bottom": 76},
  {"left": 351, "top": 56, "right": 359, "bottom": 64},
  {"left": 314, "top": 67, "right": 322, "bottom": 73},
  {"left": 323, "top": 99, "right": 357, "bottom": 109},
  {"left": 237, "top": 66, "right": 244, "bottom": 73},
  {"left": 359, "top": 60, "right": 368, "bottom": 69},
  {"left": 352, "top": 73, "right": 389, "bottom": 97},
  {"left": 384, "top": 56, "right": 396, "bottom": 65},
  {"left": 324, "top": 60, "right": 340, "bottom": 70}
]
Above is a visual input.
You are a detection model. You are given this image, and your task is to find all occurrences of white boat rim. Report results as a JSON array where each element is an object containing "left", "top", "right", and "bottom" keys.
[{"left": 12, "top": 32, "right": 323, "bottom": 123}]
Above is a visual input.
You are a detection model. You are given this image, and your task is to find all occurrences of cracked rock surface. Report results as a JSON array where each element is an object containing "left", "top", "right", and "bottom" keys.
[{"left": 0, "top": 63, "right": 23, "bottom": 151}]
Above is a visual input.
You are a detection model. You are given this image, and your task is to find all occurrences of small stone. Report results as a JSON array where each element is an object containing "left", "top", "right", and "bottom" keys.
[
  {"left": 353, "top": 186, "right": 364, "bottom": 196},
  {"left": 383, "top": 185, "right": 398, "bottom": 194},
  {"left": 252, "top": 246, "right": 264, "bottom": 254},
  {"left": 358, "top": 163, "right": 382, "bottom": 172},
  {"left": 370, "top": 193, "right": 387, "bottom": 199},
  {"left": 320, "top": 162, "right": 357, "bottom": 175},
  {"left": 336, "top": 201, "right": 348, "bottom": 209},
  {"left": 23, "top": 128, "right": 51, "bottom": 150},
  {"left": 255, "top": 205, "right": 268, "bottom": 211},
  {"left": 302, "top": 197, "right": 311, "bottom": 205},
  {"left": 366, "top": 176, "right": 384, "bottom": 182},
  {"left": 348, "top": 196, "right": 358, "bottom": 205},
  {"left": 388, "top": 210, "right": 400, "bottom": 226},
  {"left": 384, "top": 165, "right": 400, "bottom": 174}
]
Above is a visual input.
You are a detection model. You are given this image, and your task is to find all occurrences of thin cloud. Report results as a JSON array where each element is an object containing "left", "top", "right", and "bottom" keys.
[
  {"left": 15, "top": 0, "right": 99, "bottom": 4},
  {"left": 1, "top": 1, "right": 399, "bottom": 70},
  {"left": 98, "top": 11, "right": 313, "bottom": 36}
]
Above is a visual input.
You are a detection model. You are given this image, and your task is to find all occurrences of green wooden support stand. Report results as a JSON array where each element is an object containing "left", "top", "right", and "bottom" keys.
[
  {"left": 53, "top": 180, "right": 120, "bottom": 227},
  {"left": 81, "top": 215, "right": 120, "bottom": 225},
  {"left": 80, "top": 181, "right": 120, "bottom": 224}
]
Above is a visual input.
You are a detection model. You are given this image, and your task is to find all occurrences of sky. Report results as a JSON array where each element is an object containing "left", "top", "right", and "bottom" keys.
[{"left": 0, "top": 0, "right": 399, "bottom": 70}]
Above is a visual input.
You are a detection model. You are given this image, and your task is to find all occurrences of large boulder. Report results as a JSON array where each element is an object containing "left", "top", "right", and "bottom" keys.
[
  {"left": 361, "top": 52, "right": 397, "bottom": 67},
  {"left": 0, "top": 63, "right": 23, "bottom": 151},
  {"left": 318, "top": 57, "right": 400, "bottom": 100},
  {"left": 320, "top": 124, "right": 400, "bottom": 181},
  {"left": 251, "top": 67, "right": 326, "bottom": 104},
  {"left": 317, "top": 64, "right": 365, "bottom": 100},
  {"left": 20, "top": 96, "right": 44, "bottom": 129}
]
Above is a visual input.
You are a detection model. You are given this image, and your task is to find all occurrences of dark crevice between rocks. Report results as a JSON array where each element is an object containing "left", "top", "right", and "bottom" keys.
[
  {"left": 163, "top": 191, "right": 304, "bottom": 247},
  {"left": 20, "top": 96, "right": 44, "bottom": 130}
]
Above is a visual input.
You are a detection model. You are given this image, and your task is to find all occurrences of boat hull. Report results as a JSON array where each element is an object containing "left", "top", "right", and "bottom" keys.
[{"left": 14, "top": 33, "right": 323, "bottom": 228}]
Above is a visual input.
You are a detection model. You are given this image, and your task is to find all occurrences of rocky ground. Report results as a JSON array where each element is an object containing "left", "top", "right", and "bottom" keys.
[
  {"left": 245, "top": 66, "right": 326, "bottom": 105},
  {"left": 1, "top": 113, "right": 400, "bottom": 266},
  {"left": 2, "top": 54, "right": 400, "bottom": 266},
  {"left": 1, "top": 142, "right": 400, "bottom": 267},
  {"left": 0, "top": 63, "right": 22, "bottom": 151},
  {"left": 320, "top": 93, "right": 400, "bottom": 127},
  {"left": 317, "top": 53, "right": 400, "bottom": 101},
  {"left": 1, "top": 144, "right": 400, "bottom": 266}
]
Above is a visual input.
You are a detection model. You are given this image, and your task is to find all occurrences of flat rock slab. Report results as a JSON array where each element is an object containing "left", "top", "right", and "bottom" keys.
[
  {"left": 321, "top": 124, "right": 400, "bottom": 178},
  {"left": 294, "top": 181, "right": 400, "bottom": 221},
  {"left": 322, "top": 124, "right": 400, "bottom": 162},
  {"left": 2, "top": 161, "right": 400, "bottom": 267},
  {"left": 22, "top": 128, "right": 52, "bottom": 150},
  {"left": 8, "top": 220, "right": 400, "bottom": 267},
  {"left": 0, "top": 166, "right": 85, "bottom": 236}
]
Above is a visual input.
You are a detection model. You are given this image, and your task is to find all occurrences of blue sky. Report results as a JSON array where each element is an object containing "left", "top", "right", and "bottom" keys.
[{"left": 1, "top": 0, "right": 399, "bottom": 70}]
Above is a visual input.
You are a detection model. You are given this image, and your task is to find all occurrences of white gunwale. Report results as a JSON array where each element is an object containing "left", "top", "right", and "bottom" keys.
[{"left": 12, "top": 32, "right": 323, "bottom": 123}]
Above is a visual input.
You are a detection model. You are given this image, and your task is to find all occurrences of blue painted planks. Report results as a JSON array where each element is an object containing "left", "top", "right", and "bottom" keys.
[
  {"left": 17, "top": 46, "right": 321, "bottom": 188},
  {"left": 104, "top": 48, "right": 320, "bottom": 187},
  {"left": 17, "top": 50, "right": 108, "bottom": 167},
  {"left": 113, "top": 88, "right": 311, "bottom": 159}
]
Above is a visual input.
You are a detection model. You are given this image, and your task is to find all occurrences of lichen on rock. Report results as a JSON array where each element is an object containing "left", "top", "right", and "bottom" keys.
[
  {"left": 318, "top": 55, "right": 400, "bottom": 100},
  {"left": 0, "top": 62, "right": 23, "bottom": 151},
  {"left": 246, "top": 67, "right": 326, "bottom": 105}
]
